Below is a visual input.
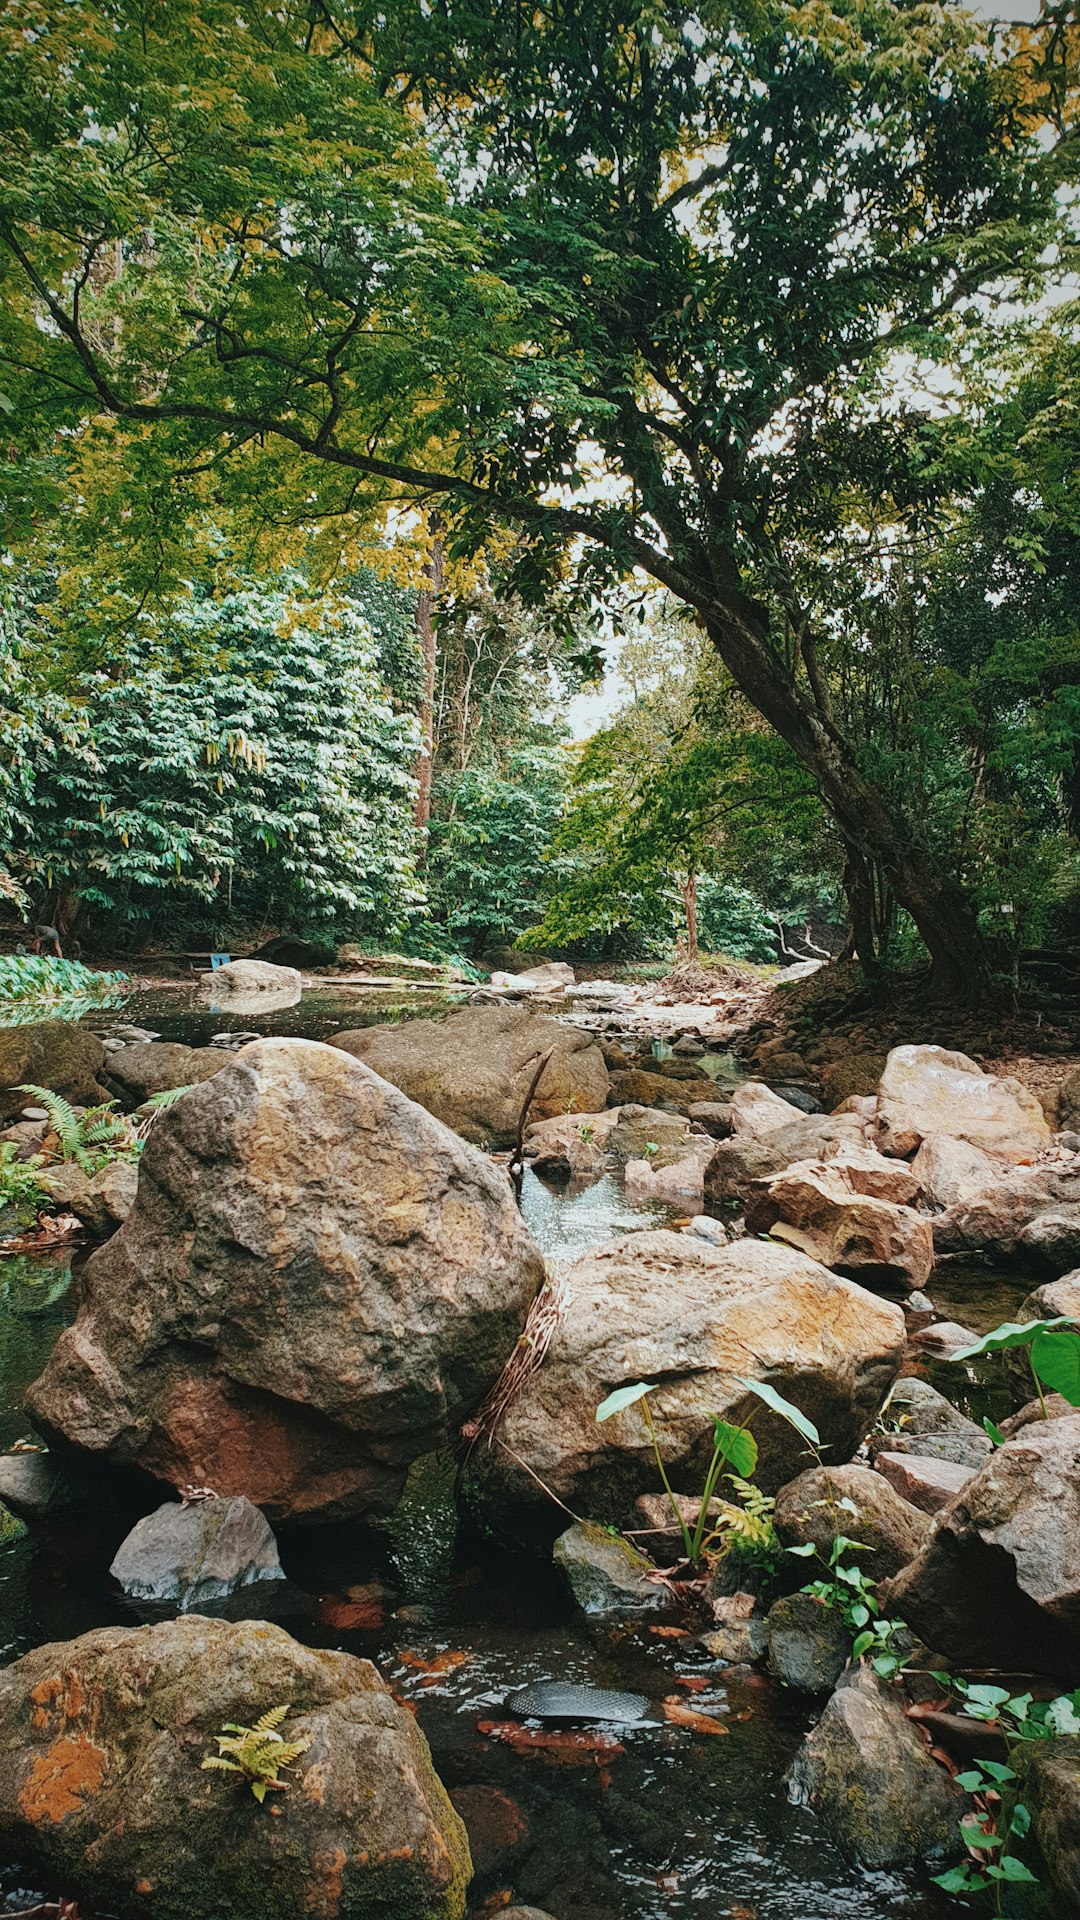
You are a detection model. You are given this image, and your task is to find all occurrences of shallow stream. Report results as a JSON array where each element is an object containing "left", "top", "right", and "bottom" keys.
[{"left": 0, "top": 988, "right": 1040, "bottom": 1918}]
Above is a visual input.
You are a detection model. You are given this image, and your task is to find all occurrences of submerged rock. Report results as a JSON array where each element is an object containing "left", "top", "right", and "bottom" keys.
[
  {"left": 0, "top": 1616, "right": 470, "bottom": 1920},
  {"left": 789, "top": 1666, "right": 966, "bottom": 1867},
  {"left": 335, "top": 1004, "right": 608, "bottom": 1148},
  {"left": 109, "top": 1496, "right": 284, "bottom": 1609},
  {"left": 885, "top": 1414, "right": 1080, "bottom": 1668},
  {"left": 552, "top": 1520, "right": 667, "bottom": 1616},
  {"left": 463, "top": 1230, "right": 904, "bottom": 1549},
  {"left": 28, "top": 1039, "right": 544, "bottom": 1524},
  {"left": 875, "top": 1044, "right": 1050, "bottom": 1163}
]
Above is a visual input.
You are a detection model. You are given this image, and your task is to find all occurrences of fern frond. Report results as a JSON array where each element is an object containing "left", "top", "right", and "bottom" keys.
[
  {"left": 253, "top": 1704, "right": 290, "bottom": 1734},
  {"left": 17, "top": 1085, "right": 82, "bottom": 1159},
  {"left": 146, "top": 1084, "right": 195, "bottom": 1111},
  {"left": 271, "top": 1738, "right": 311, "bottom": 1769},
  {"left": 201, "top": 1756, "right": 241, "bottom": 1773}
]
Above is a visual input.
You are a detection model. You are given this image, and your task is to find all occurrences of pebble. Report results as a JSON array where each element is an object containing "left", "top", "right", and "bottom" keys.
[{"left": 19, "top": 1107, "right": 48, "bottom": 1122}]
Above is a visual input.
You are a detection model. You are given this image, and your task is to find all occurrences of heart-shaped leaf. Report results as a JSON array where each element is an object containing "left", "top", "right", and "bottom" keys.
[{"left": 596, "top": 1381, "right": 657, "bottom": 1423}]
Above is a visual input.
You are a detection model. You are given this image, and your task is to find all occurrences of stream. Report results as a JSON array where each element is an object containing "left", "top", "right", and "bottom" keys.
[{"left": 0, "top": 988, "right": 1037, "bottom": 1919}]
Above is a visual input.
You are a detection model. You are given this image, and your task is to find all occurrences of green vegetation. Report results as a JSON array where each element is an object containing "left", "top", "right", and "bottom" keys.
[
  {"left": 930, "top": 1679, "right": 1080, "bottom": 1904},
  {"left": 201, "top": 1706, "right": 311, "bottom": 1804},
  {"left": 950, "top": 1317, "right": 1080, "bottom": 1416},
  {"left": 0, "top": 957, "right": 127, "bottom": 1003}
]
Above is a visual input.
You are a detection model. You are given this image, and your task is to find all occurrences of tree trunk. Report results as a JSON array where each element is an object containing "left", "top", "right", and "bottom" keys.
[
  {"left": 681, "top": 869, "right": 698, "bottom": 964},
  {"left": 412, "top": 515, "right": 445, "bottom": 846},
  {"left": 841, "top": 843, "right": 879, "bottom": 976},
  {"left": 703, "top": 601, "right": 988, "bottom": 999}
]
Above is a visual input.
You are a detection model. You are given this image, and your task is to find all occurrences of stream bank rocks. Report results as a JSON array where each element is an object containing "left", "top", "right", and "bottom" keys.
[
  {"left": 744, "top": 1150, "right": 933, "bottom": 1291},
  {"left": 199, "top": 958, "right": 302, "bottom": 995},
  {"left": 874, "top": 1044, "right": 1051, "bottom": 1162},
  {"left": 885, "top": 1413, "right": 1080, "bottom": 1669},
  {"left": 0, "top": 1617, "right": 470, "bottom": 1920},
  {"left": 28, "top": 1038, "right": 544, "bottom": 1523},
  {"left": 464, "top": 1230, "right": 904, "bottom": 1549},
  {"left": 773, "top": 1464, "right": 931, "bottom": 1581},
  {"left": 104, "top": 1040, "right": 227, "bottom": 1104},
  {"left": 334, "top": 1005, "right": 608, "bottom": 1148},
  {"left": 109, "top": 1496, "right": 284, "bottom": 1609}
]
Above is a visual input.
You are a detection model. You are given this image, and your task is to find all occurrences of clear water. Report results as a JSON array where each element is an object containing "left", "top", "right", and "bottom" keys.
[{"left": 0, "top": 989, "right": 1040, "bottom": 1918}]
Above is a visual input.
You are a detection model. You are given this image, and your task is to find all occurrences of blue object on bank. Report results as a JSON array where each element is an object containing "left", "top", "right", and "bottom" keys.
[{"left": 210, "top": 952, "right": 232, "bottom": 968}]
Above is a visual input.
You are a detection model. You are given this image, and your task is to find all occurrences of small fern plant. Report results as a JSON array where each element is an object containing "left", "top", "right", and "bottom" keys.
[
  {"left": 16, "top": 1085, "right": 137, "bottom": 1171},
  {"left": 201, "top": 1705, "right": 311, "bottom": 1803}
]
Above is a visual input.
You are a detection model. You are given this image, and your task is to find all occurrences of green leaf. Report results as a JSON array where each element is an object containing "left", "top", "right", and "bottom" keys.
[
  {"left": 1031, "top": 1327, "right": 1080, "bottom": 1407},
  {"left": 955, "top": 1770, "right": 987, "bottom": 1791},
  {"left": 1009, "top": 1804, "right": 1032, "bottom": 1838},
  {"left": 948, "top": 1317, "right": 1074, "bottom": 1363},
  {"left": 980, "top": 1760, "right": 1017, "bottom": 1784},
  {"left": 963, "top": 1827, "right": 1004, "bottom": 1850},
  {"left": 595, "top": 1381, "right": 657, "bottom": 1423},
  {"left": 711, "top": 1418, "right": 757, "bottom": 1478},
  {"left": 991, "top": 1855, "right": 1039, "bottom": 1883},
  {"left": 982, "top": 1416, "right": 1007, "bottom": 1446},
  {"left": 732, "top": 1377, "right": 820, "bottom": 1446},
  {"left": 786, "top": 1542, "right": 817, "bottom": 1557},
  {"left": 932, "top": 1865, "right": 987, "bottom": 1892}
]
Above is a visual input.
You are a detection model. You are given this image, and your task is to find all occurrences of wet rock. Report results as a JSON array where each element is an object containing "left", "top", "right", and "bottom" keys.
[
  {"left": 1016, "top": 1735, "right": 1080, "bottom": 1911},
  {"left": 604, "top": 1107, "right": 696, "bottom": 1166},
  {"left": 448, "top": 1785, "right": 529, "bottom": 1875},
  {"left": 684, "top": 1214, "right": 729, "bottom": 1246},
  {"left": 0, "top": 1021, "right": 108, "bottom": 1122},
  {"left": 885, "top": 1414, "right": 1080, "bottom": 1668},
  {"left": 335, "top": 1005, "right": 608, "bottom": 1148},
  {"left": 0, "top": 1501, "right": 27, "bottom": 1545},
  {"left": 0, "top": 1616, "right": 470, "bottom": 1920},
  {"left": 1018, "top": 1206, "right": 1080, "bottom": 1271},
  {"left": 700, "top": 1593, "right": 768, "bottom": 1664},
  {"left": 770, "top": 1085, "right": 822, "bottom": 1114},
  {"left": 109, "top": 1496, "right": 284, "bottom": 1608},
  {"left": 874, "top": 1452, "right": 975, "bottom": 1513},
  {"left": 105, "top": 1041, "right": 226, "bottom": 1104},
  {"left": 788, "top": 1665, "right": 967, "bottom": 1867},
  {"left": 765, "top": 1592, "right": 850, "bottom": 1692},
  {"left": 909, "top": 1319, "right": 979, "bottom": 1357},
  {"left": 200, "top": 958, "right": 302, "bottom": 994},
  {"left": 464, "top": 1231, "right": 904, "bottom": 1549},
  {"left": 522, "top": 1110, "right": 613, "bottom": 1178},
  {"left": 910, "top": 1136, "right": 996, "bottom": 1212},
  {"left": 0, "top": 1452, "right": 73, "bottom": 1520},
  {"left": 872, "top": 1377, "right": 992, "bottom": 1470},
  {"left": 745, "top": 1155, "right": 933, "bottom": 1292},
  {"left": 686, "top": 1101, "right": 734, "bottom": 1136},
  {"left": 29, "top": 1038, "right": 544, "bottom": 1524},
  {"left": 875, "top": 1044, "right": 1050, "bottom": 1163},
  {"left": 552, "top": 1521, "right": 666, "bottom": 1616},
  {"left": 773, "top": 1464, "right": 931, "bottom": 1581},
  {"left": 608, "top": 1068, "right": 718, "bottom": 1114}
]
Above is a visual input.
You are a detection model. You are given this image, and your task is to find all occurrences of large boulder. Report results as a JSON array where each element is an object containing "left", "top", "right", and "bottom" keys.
[
  {"left": 28, "top": 1039, "right": 544, "bottom": 1524},
  {"left": 200, "top": 958, "right": 302, "bottom": 995},
  {"left": 773, "top": 1464, "right": 931, "bottom": 1582},
  {"left": 334, "top": 1006, "right": 609, "bottom": 1148},
  {"left": 910, "top": 1136, "right": 996, "bottom": 1213},
  {"left": 0, "top": 1020, "right": 108, "bottom": 1121},
  {"left": 885, "top": 1415, "right": 1080, "bottom": 1669},
  {"left": 0, "top": 1617, "right": 470, "bottom": 1920},
  {"left": 874, "top": 1044, "right": 1051, "bottom": 1162},
  {"left": 703, "top": 1112, "right": 872, "bottom": 1209},
  {"left": 109, "top": 1496, "right": 284, "bottom": 1609},
  {"left": 463, "top": 1231, "right": 905, "bottom": 1550},
  {"left": 744, "top": 1154, "right": 933, "bottom": 1292},
  {"left": 788, "top": 1666, "right": 966, "bottom": 1868},
  {"left": 105, "top": 1041, "right": 227, "bottom": 1104},
  {"left": 1017, "top": 1736, "right": 1080, "bottom": 1912},
  {"left": 523, "top": 1105, "right": 697, "bottom": 1177},
  {"left": 607, "top": 1068, "right": 718, "bottom": 1114},
  {"left": 935, "top": 1162, "right": 1078, "bottom": 1258}
]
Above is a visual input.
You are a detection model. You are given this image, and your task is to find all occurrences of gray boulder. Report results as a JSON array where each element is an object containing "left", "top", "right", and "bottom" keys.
[
  {"left": 463, "top": 1231, "right": 904, "bottom": 1550},
  {"left": 28, "top": 1039, "right": 544, "bottom": 1525},
  {"left": 871, "top": 1377, "right": 992, "bottom": 1471},
  {"left": 789, "top": 1665, "right": 967, "bottom": 1867},
  {"left": 0, "top": 1616, "right": 470, "bottom": 1920},
  {"left": 334, "top": 1004, "right": 609, "bottom": 1148},
  {"left": 200, "top": 958, "right": 302, "bottom": 994},
  {"left": 0, "top": 1452, "right": 73, "bottom": 1520},
  {"left": 109, "top": 1496, "right": 284, "bottom": 1608}
]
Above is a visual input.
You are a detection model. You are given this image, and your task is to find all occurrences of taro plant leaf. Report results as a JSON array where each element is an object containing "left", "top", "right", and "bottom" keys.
[
  {"left": 711, "top": 1418, "right": 758, "bottom": 1479},
  {"left": 596, "top": 1382, "right": 657, "bottom": 1423},
  {"left": 1030, "top": 1327, "right": 1080, "bottom": 1407},
  {"left": 732, "top": 1378, "right": 820, "bottom": 1447},
  {"left": 990, "top": 1856, "right": 1039, "bottom": 1883},
  {"left": 949, "top": 1318, "right": 1074, "bottom": 1362}
]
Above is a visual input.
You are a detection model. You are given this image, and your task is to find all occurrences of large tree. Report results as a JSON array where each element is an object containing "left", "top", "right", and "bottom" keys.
[{"left": 1, "top": 0, "right": 1073, "bottom": 990}]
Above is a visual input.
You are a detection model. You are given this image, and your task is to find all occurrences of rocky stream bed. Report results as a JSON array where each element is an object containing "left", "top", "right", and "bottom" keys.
[{"left": 0, "top": 967, "right": 1079, "bottom": 1920}]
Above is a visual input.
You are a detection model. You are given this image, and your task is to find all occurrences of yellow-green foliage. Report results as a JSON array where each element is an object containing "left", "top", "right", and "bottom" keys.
[{"left": 201, "top": 1704, "right": 311, "bottom": 1804}]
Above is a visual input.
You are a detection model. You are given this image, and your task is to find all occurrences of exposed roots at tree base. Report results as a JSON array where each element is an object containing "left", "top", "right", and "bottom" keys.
[{"left": 459, "top": 1270, "right": 572, "bottom": 1460}]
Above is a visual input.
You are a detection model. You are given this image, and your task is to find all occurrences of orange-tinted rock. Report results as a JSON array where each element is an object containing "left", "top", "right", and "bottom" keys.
[
  {"left": 745, "top": 1156, "right": 933, "bottom": 1292},
  {"left": 875, "top": 1044, "right": 1050, "bottom": 1162},
  {"left": 0, "top": 1617, "right": 470, "bottom": 1920}
]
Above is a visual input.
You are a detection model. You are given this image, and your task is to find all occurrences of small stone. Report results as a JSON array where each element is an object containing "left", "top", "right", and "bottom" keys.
[
  {"left": 19, "top": 1106, "right": 48, "bottom": 1123},
  {"left": 684, "top": 1214, "right": 729, "bottom": 1246},
  {"left": 875, "top": 1452, "right": 975, "bottom": 1513},
  {"left": 910, "top": 1319, "right": 979, "bottom": 1356},
  {"left": 765, "top": 1591, "right": 851, "bottom": 1692},
  {"left": 552, "top": 1520, "right": 667, "bottom": 1616}
]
